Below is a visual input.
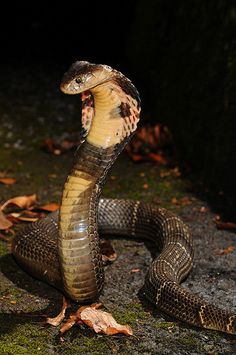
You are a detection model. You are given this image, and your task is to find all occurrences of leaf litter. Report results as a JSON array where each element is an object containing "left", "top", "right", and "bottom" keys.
[
  {"left": 47, "top": 301, "right": 133, "bottom": 339},
  {"left": 0, "top": 177, "right": 16, "bottom": 185}
]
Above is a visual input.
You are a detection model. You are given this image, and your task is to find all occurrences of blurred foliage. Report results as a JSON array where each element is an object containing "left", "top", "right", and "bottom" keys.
[{"left": 128, "top": 0, "right": 236, "bottom": 216}]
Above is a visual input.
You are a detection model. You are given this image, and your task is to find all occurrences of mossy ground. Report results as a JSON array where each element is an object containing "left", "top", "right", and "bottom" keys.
[{"left": 0, "top": 66, "right": 236, "bottom": 354}]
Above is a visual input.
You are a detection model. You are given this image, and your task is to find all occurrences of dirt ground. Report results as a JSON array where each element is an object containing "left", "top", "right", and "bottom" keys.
[{"left": 0, "top": 66, "right": 235, "bottom": 354}]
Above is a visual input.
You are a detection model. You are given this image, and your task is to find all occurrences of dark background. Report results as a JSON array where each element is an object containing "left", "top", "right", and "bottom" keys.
[{"left": 1, "top": 1, "right": 236, "bottom": 217}]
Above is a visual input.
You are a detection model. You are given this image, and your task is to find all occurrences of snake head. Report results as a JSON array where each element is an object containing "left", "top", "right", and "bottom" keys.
[{"left": 60, "top": 61, "right": 114, "bottom": 94}]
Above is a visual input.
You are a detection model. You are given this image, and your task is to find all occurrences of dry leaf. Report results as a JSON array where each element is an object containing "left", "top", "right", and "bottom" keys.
[
  {"left": 47, "top": 297, "right": 70, "bottom": 326},
  {"left": 171, "top": 197, "right": 178, "bottom": 205},
  {"left": 131, "top": 268, "right": 140, "bottom": 273},
  {"left": 215, "top": 221, "right": 236, "bottom": 231},
  {"left": 10, "top": 211, "right": 40, "bottom": 222},
  {"left": 59, "top": 304, "right": 133, "bottom": 337},
  {"left": 0, "top": 210, "right": 13, "bottom": 230},
  {"left": 100, "top": 239, "right": 117, "bottom": 263},
  {"left": 125, "top": 123, "right": 173, "bottom": 164},
  {"left": 214, "top": 246, "right": 235, "bottom": 255},
  {"left": 81, "top": 308, "right": 133, "bottom": 335},
  {"left": 80, "top": 306, "right": 133, "bottom": 336},
  {"left": 59, "top": 314, "right": 78, "bottom": 335},
  {"left": 43, "top": 138, "right": 78, "bottom": 155},
  {"left": 1, "top": 194, "right": 37, "bottom": 211},
  {"left": 0, "top": 178, "right": 16, "bottom": 185},
  {"left": 38, "top": 203, "right": 60, "bottom": 212},
  {"left": 130, "top": 154, "right": 143, "bottom": 162},
  {"left": 147, "top": 153, "right": 168, "bottom": 165},
  {"left": 59, "top": 303, "right": 102, "bottom": 335}
]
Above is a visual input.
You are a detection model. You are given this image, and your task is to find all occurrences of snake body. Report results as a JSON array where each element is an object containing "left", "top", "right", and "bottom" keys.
[{"left": 12, "top": 61, "right": 236, "bottom": 334}]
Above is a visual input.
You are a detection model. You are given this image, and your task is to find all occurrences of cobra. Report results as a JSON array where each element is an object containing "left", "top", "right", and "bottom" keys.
[{"left": 12, "top": 61, "right": 236, "bottom": 334}]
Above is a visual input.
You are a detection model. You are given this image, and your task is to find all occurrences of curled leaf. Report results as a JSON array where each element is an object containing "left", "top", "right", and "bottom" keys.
[
  {"left": 47, "top": 297, "right": 70, "bottom": 326},
  {"left": 37, "top": 203, "right": 60, "bottom": 212},
  {"left": 0, "top": 178, "right": 16, "bottom": 185},
  {"left": 10, "top": 210, "right": 41, "bottom": 222},
  {"left": 59, "top": 303, "right": 133, "bottom": 337},
  {"left": 1, "top": 194, "right": 37, "bottom": 211},
  {"left": 80, "top": 307, "right": 133, "bottom": 335}
]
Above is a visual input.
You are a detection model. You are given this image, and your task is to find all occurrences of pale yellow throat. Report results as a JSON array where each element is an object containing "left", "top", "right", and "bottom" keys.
[{"left": 86, "top": 84, "right": 123, "bottom": 149}]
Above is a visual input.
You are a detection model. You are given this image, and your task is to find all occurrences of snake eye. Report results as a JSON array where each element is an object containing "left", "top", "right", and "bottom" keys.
[{"left": 75, "top": 77, "right": 83, "bottom": 84}]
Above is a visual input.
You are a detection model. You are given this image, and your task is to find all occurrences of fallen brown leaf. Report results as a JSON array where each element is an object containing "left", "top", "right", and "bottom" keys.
[
  {"left": 1, "top": 194, "right": 37, "bottom": 211},
  {"left": 100, "top": 239, "right": 117, "bottom": 263},
  {"left": 215, "top": 221, "right": 236, "bottom": 231},
  {"left": 214, "top": 246, "right": 235, "bottom": 255},
  {"left": 80, "top": 307, "right": 133, "bottom": 335},
  {"left": 0, "top": 178, "right": 16, "bottom": 185},
  {"left": 131, "top": 268, "right": 140, "bottom": 273},
  {"left": 148, "top": 153, "right": 168, "bottom": 165},
  {"left": 43, "top": 138, "right": 79, "bottom": 155},
  {"left": 59, "top": 303, "right": 133, "bottom": 337},
  {"left": 0, "top": 210, "right": 13, "bottom": 230},
  {"left": 125, "top": 124, "right": 173, "bottom": 164},
  {"left": 171, "top": 197, "right": 178, "bottom": 205},
  {"left": 130, "top": 154, "right": 143, "bottom": 162},
  {"left": 10, "top": 211, "right": 40, "bottom": 222},
  {"left": 47, "top": 297, "right": 70, "bottom": 326},
  {"left": 37, "top": 203, "right": 60, "bottom": 212},
  {"left": 142, "top": 183, "right": 149, "bottom": 189},
  {"left": 59, "top": 303, "right": 102, "bottom": 335}
]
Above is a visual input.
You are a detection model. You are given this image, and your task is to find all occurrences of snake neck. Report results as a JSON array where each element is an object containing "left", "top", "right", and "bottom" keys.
[
  {"left": 81, "top": 79, "right": 141, "bottom": 148},
  {"left": 59, "top": 79, "right": 140, "bottom": 302}
]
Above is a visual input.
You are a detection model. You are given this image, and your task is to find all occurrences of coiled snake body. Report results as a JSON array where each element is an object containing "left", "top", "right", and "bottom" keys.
[{"left": 12, "top": 61, "right": 236, "bottom": 334}]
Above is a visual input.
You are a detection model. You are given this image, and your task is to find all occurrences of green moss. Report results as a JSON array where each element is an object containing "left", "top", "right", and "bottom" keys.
[
  {"left": 112, "top": 302, "right": 150, "bottom": 325},
  {"left": 177, "top": 335, "right": 199, "bottom": 347},
  {"left": 0, "top": 322, "right": 51, "bottom": 355},
  {"left": 1, "top": 286, "right": 22, "bottom": 297},
  {"left": 0, "top": 241, "right": 8, "bottom": 256}
]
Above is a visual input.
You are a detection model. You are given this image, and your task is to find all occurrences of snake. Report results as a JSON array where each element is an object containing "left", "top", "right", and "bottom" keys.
[{"left": 12, "top": 61, "right": 236, "bottom": 334}]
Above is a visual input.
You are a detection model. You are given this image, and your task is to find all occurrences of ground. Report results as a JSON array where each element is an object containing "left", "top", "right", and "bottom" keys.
[{"left": 0, "top": 66, "right": 235, "bottom": 354}]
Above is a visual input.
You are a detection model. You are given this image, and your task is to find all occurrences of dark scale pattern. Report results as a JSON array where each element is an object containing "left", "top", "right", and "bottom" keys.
[
  {"left": 114, "top": 74, "right": 141, "bottom": 109},
  {"left": 119, "top": 102, "right": 132, "bottom": 118},
  {"left": 12, "top": 211, "right": 62, "bottom": 289},
  {"left": 12, "top": 198, "right": 236, "bottom": 333}
]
